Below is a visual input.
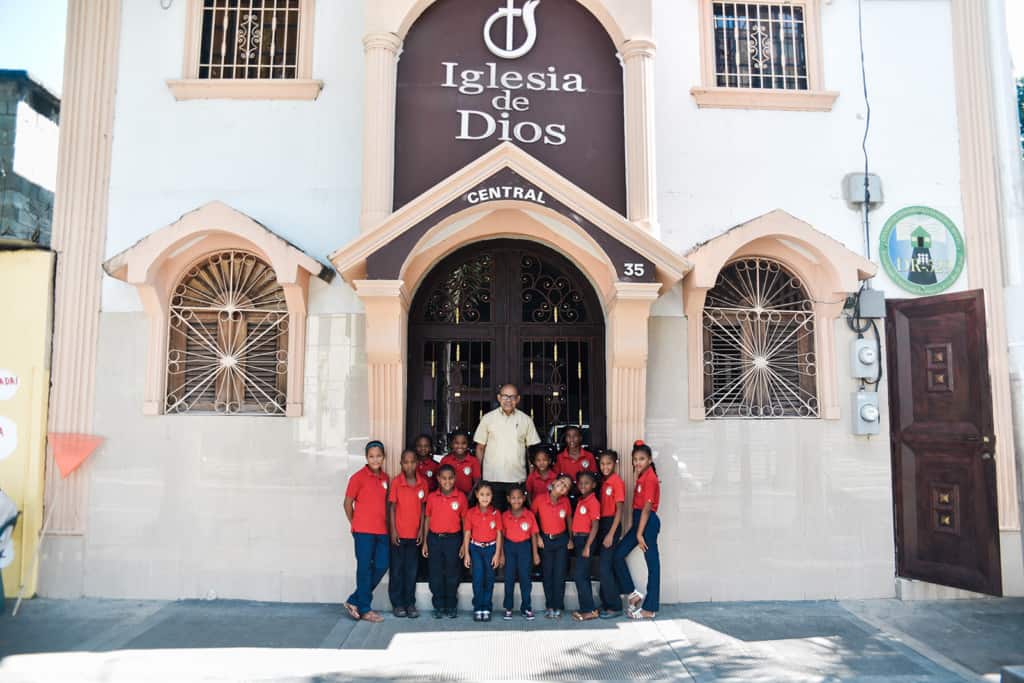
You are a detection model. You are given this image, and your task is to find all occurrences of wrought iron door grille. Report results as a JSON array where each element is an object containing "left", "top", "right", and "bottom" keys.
[
  {"left": 417, "top": 340, "right": 494, "bottom": 455},
  {"left": 199, "top": 0, "right": 301, "bottom": 79},
  {"left": 712, "top": 2, "right": 809, "bottom": 90},
  {"left": 702, "top": 258, "right": 818, "bottom": 418},
  {"left": 166, "top": 250, "right": 289, "bottom": 415},
  {"left": 521, "top": 339, "right": 592, "bottom": 445}
]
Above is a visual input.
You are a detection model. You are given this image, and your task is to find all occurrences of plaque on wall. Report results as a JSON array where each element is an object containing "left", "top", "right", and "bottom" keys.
[{"left": 879, "top": 206, "right": 965, "bottom": 295}]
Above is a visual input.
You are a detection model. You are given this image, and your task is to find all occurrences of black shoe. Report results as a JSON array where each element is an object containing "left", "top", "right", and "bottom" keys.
[
  {"left": 447, "top": 608, "right": 458, "bottom": 619},
  {"left": 432, "top": 609, "right": 444, "bottom": 619},
  {"left": 473, "top": 611, "right": 483, "bottom": 622}
]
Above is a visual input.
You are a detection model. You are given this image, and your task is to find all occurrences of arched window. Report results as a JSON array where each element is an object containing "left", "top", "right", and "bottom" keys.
[
  {"left": 702, "top": 257, "right": 818, "bottom": 418},
  {"left": 165, "top": 250, "right": 290, "bottom": 415}
]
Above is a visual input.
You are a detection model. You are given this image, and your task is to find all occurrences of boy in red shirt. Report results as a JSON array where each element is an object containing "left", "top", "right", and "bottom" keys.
[
  {"left": 556, "top": 426, "right": 597, "bottom": 483},
  {"left": 343, "top": 440, "right": 390, "bottom": 623},
  {"left": 388, "top": 449, "right": 428, "bottom": 618},
  {"left": 570, "top": 471, "right": 601, "bottom": 621},
  {"left": 440, "top": 431, "right": 481, "bottom": 498},
  {"left": 414, "top": 433, "right": 439, "bottom": 491},
  {"left": 422, "top": 464, "right": 468, "bottom": 619}
]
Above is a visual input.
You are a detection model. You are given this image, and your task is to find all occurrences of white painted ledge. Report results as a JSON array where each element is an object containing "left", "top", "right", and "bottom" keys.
[
  {"left": 166, "top": 79, "right": 324, "bottom": 101},
  {"left": 690, "top": 86, "right": 839, "bottom": 112}
]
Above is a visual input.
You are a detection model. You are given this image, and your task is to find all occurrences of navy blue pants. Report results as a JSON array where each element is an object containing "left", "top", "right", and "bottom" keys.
[
  {"left": 388, "top": 538, "right": 419, "bottom": 609},
  {"left": 572, "top": 534, "right": 596, "bottom": 612},
  {"left": 503, "top": 539, "right": 533, "bottom": 612},
  {"left": 427, "top": 532, "right": 461, "bottom": 610},
  {"left": 540, "top": 532, "right": 569, "bottom": 610},
  {"left": 347, "top": 532, "right": 389, "bottom": 614},
  {"left": 612, "top": 509, "right": 661, "bottom": 612},
  {"left": 597, "top": 516, "right": 621, "bottom": 611},
  {"left": 470, "top": 543, "right": 497, "bottom": 611}
]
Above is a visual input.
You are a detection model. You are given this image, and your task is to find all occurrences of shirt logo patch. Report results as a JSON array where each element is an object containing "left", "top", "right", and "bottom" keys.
[
  {"left": 605, "top": 486, "right": 613, "bottom": 496},
  {"left": 490, "top": 521, "right": 496, "bottom": 529},
  {"left": 463, "top": 466, "right": 472, "bottom": 476},
  {"left": 426, "top": 470, "right": 433, "bottom": 477},
  {"left": 582, "top": 461, "right": 589, "bottom": 469},
  {"left": 558, "top": 509, "right": 566, "bottom": 519},
  {"left": 637, "top": 485, "right": 642, "bottom": 493},
  {"left": 382, "top": 481, "right": 388, "bottom": 489},
  {"left": 580, "top": 505, "right": 588, "bottom": 515},
  {"left": 418, "top": 490, "right": 425, "bottom": 499},
  {"left": 451, "top": 501, "right": 460, "bottom": 511},
  {"left": 520, "top": 522, "right": 530, "bottom": 532}
]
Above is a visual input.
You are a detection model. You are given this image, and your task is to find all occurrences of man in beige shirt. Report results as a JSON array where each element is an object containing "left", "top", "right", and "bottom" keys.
[{"left": 474, "top": 383, "right": 541, "bottom": 511}]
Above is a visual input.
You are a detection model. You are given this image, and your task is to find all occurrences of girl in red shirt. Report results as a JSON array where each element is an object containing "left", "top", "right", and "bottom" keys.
[
  {"left": 387, "top": 449, "right": 428, "bottom": 618},
  {"left": 612, "top": 441, "right": 661, "bottom": 619},
  {"left": 556, "top": 425, "right": 598, "bottom": 483},
  {"left": 440, "top": 431, "right": 481, "bottom": 498},
  {"left": 501, "top": 484, "right": 539, "bottom": 620},
  {"left": 414, "top": 433, "right": 439, "bottom": 491},
  {"left": 462, "top": 481, "right": 504, "bottom": 622},
  {"left": 343, "top": 440, "right": 390, "bottom": 623},
  {"left": 535, "top": 474, "right": 573, "bottom": 618},
  {"left": 597, "top": 449, "right": 626, "bottom": 618},
  {"left": 525, "top": 445, "right": 556, "bottom": 508},
  {"left": 570, "top": 471, "right": 601, "bottom": 621}
]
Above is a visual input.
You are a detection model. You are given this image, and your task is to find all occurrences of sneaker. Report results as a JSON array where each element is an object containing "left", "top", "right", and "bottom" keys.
[
  {"left": 392, "top": 607, "right": 408, "bottom": 618},
  {"left": 432, "top": 609, "right": 444, "bottom": 619},
  {"left": 503, "top": 610, "right": 514, "bottom": 621},
  {"left": 522, "top": 609, "right": 536, "bottom": 621},
  {"left": 553, "top": 609, "right": 562, "bottom": 619},
  {"left": 599, "top": 609, "right": 621, "bottom": 620},
  {"left": 544, "top": 609, "right": 555, "bottom": 619},
  {"left": 473, "top": 611, "right": 483, "bottom": 622},
  {"left": 406, "top": 607, "right": 420, "bottom": 619},
  {"left": 483, "top": 611, "right": 491, "bottom": 621},
  {"left": 447, "top": 608, "right": 458, "bottom": 619}
]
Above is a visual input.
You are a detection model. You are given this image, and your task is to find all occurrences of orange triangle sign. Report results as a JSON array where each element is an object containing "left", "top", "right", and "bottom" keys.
[{"left": 49, "top": 433, "right": 104, "bottom": 478}]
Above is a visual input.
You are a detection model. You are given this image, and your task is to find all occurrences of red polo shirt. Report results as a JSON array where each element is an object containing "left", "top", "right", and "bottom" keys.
[
  {"left": 599, "top": 473, "right": 626, "bottom": 518},
  {"left": 465, "top": 505, "right": 502, "bottom": 544},
  {"left": 534, "top": 494, "right": 571, "bottom": 535},
  {"left": 345, "top": 466, "right": 389, "bottom": 535},
  {"left": 417, "top": 458, "right": 440, "bottom": 491},
  {"left": 439, "top": 453, "right": 481, "bottom": 496},
  {"left": 571, "top": 493, "right": 600, "bottom": 535},
  {"left": 634, "top": 467, "right": 660, "bottom": 512},
  {"left": 425, "top": 489, "right": 468, "bottom": 534},
  {"left": 556, "top": 449, "right": 598, "bottom": 482},
  {"left": 502, "top": 509, "right": 538, "bottom": 543},
  {"left": 525, "top": 468, "right": 556, "bottom": 507},
  {"left": 388, "top": 473, "right": 428, "bottom": 540}
]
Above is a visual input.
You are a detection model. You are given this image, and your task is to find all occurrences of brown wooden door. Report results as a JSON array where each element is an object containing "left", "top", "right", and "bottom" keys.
[
  {"left": 886, "top": 290, "right": 1001, "bottom": 595},
  {"left": 407, "top": 240, "right": 606, "bottom": 455}
]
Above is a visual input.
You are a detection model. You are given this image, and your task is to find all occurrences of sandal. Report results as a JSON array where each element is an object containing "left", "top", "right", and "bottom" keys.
[
  {"left": 572, "top": 610, "right": 599, "bottom": 621},
  {"left": 626, "top": 591, "right": 644, "bottom": 610},
  {"left": 361, "top": 610, "right": 385, "bottom": 623},
  {"left": 343, "top": 602, "right": 361, "bottom": 621},
  {"left": 627, "top": 609, "right": 656, "bottom": 620}
]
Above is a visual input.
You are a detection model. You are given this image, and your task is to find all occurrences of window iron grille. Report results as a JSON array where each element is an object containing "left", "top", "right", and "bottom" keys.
[
  {"left": 703, "top": 258, "right": 818, "bottom": 418},
  {"left": 199, "top": 0, "right": 301, "bottom": 80},
  {"left": 713, "top": 2, "right": 809, "bottom": 90},
  {"left": 166, "top": 250, "right": 289, "bottom": 415}
]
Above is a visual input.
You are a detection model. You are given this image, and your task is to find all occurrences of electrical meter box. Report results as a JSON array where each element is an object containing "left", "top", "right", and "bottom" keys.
[
  {"left": 851, "top": 337, "right": 880, "bottom": 379},
  {"left": 852, "top": 390, "right": 881, "bottom": 435},
  {"left": 842, "top": 173, "right": 883, "bottom": 206}
]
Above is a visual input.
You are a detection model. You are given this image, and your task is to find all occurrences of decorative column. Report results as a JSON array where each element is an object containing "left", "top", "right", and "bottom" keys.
[
  {"left": 45, "top": 0, "right": 122, "bottom": 533},
  {"left": 355, "top": 280, "right": 409, "bottom": 473},
  {"left": 360, "top": 32, "right": 403, "bottom": 232},
  {"left": 606, "top": 282, "right": 661, "bottom": 523},
  {"left": 951, "top": 0, "right": 1019, "bottom": 530},
  {"left": 620, "top": 39, "right": 658, "bottom": 235}
]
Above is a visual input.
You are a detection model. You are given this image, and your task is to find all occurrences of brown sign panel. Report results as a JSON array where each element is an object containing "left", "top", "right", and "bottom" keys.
[{"left": 395, "top": 0, "right": 626, "bottom": 214}]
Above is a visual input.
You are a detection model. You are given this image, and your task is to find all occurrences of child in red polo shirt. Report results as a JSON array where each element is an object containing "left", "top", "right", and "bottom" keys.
[
  {"left": 440, "top": 431, "right": 481, "bottom": 498},
  {"left": 570, "top": 471, "right": 601, "bottom": 621},
  {"left": 534, "top": 474, "right": 573, "bottom": 618},
  {"left": 525, "top": 445, "right": 556, "bottom": 509},
  {"left": 422, "top": 464, "right": 468, "bottom": 619},
  {"left": 597, "top": 449, "right": 625, "bottom": 618},
  {"left": 388, "top": 449, "right": 428, "bottom": 618},
  {"left": 501, "top": 484, "right": 539, "bottom": 620},
  {"left": 556, "top": 425, "right": 598, "bottom": 483},
  {"left": 414, "top": 433, "right": 439, "bottom": 491},
  {"left": 612, "top": 441, "right": 661, "bottom": 619},
  {"left": 343, "top": 440, "right": 390, "bottom": 623},
  {"left": 462, "top": 481, "right": 504, "bottom": 622}
]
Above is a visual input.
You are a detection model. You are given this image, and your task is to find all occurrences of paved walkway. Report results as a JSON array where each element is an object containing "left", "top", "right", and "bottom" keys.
[{"left": 0, "top": 597, "right": 1021, "bottom": 681}]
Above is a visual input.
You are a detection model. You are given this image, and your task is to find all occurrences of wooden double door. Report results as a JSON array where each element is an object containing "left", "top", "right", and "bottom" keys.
[
  {"left": 408, "top": 240, "right": 607, "bottom": 455},
  {"left": 887, "top": 290, "right": 1002, "bottom": 595}
]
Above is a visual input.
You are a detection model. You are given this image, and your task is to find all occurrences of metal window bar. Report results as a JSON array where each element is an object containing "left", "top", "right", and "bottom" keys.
[
  {"left": 198, "top": 0, "right": 300, "bottom": 80},
  {"left": 712, "top": 2, "right": 808, "bottom": 90},
  {"left": 702, "top": 258, "right": 818, "bottom": 419}
]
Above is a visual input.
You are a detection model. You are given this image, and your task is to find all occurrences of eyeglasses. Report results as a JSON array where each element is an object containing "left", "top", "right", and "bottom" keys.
[{"left": 499, "top": 394, "right": 518, "bottom": 400}]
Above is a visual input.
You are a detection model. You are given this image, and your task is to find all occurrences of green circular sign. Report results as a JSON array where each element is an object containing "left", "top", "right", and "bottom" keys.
[{"left": 879, "top": 206, "right": 965, "bottom": 295}]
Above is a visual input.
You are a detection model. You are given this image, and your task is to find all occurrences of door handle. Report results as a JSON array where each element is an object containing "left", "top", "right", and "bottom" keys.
[{"left": 981, "top": 452, "right": 993, "bottom": 460}]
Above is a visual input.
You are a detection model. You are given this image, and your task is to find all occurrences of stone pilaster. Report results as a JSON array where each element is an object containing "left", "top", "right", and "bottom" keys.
[
  {"left": 621, "top": 39, "right": 658, "bottom": 234},
  {"left": 360, "top": 33, "right": 403, "bottom": 232}
]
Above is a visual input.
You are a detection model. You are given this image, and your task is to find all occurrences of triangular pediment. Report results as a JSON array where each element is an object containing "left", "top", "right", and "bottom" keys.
[{"left": 329, "top": 143, "right": 689, "bottom": 288}]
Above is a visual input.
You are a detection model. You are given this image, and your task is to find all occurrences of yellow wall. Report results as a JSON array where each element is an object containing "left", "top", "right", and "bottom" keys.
[{"left": 0, "top": 250, "right": 53, "bottom": 597}]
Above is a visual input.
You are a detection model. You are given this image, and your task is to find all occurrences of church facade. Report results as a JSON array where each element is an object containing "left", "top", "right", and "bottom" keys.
[{"left": 34, "top": 0, "right": 1024, "bottom": 604}]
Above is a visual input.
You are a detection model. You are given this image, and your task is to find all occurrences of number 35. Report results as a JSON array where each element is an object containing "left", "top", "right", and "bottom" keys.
[{"left": 623, "top": 262, "right": 646, "bottom": 277}]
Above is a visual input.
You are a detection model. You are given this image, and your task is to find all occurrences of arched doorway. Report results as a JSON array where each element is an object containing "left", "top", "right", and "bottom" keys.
[{"left": 408, "top": 239, "right": 606, "bottom": 454}]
